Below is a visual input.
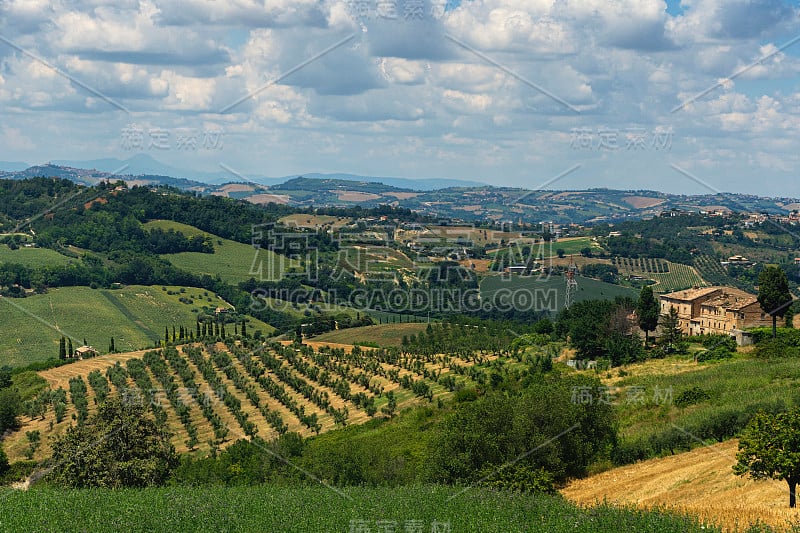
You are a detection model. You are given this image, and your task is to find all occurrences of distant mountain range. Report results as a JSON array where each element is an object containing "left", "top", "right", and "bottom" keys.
[
  {"left": 36, "top": 154, "right": 485, "bottom": 191},
  {"left": 1, "top": 155, "right": 798, "bottom": 225}
]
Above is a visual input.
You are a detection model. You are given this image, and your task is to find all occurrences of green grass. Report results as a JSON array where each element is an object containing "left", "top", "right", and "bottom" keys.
[
  {"left": 0, "top": 244, "right": 74, "bottom": 268},
  {"left": 0, "top": 485, "right": 718, "bottom": 532},
  {"left": 0, "top": 285, "right": 273, "bottom": 367},
  {"left": 609, "top": 353, "right": 800, "bottom": 457},
  {"left": 480, "top": 274, "right": 637, "bottom": 312},
  {"left": 549, "top": 237, "right": 603, "bottom": 257},
  {"left": 144, "top": 220, "right": 292, "bottom": 284}
]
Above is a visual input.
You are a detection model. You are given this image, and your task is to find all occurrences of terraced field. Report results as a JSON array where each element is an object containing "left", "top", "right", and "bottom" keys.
[
  {"left": 4, "top": 339, "right": 499, "bottom": 462},
  {"left": 613, "top": 257, "right": 707, "bottom": 293}
]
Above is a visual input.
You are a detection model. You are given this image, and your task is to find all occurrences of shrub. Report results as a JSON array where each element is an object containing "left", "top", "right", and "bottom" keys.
[
  {"left": 701, "top": 334, "right": 737, "bottom": 352},
  {"left": 696, "top": 346, "right": 734, "bottom": 363},
  {"left": 648, "top": 427, "right": 693, "bottom": 456},
  {"left": 612, "top": 439, "right": 652, "bottom": 465},
  {"left": 453, "top": 388, "right": 478, "bottom": 403},
  {"left": 674, "top": 387, "right": 711, "bottom": 408},
  {"left": 477, "top": 465, "right": 556, "bottom": 494},
  {"left": 754, "top": 338, "right": 800, "bottom": 359}
]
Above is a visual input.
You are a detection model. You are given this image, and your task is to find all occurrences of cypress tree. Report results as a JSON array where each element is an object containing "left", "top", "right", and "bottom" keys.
[
  {"left": 221, "top": 323, "right": 226, "bottom": 339},
  {"left": 109, "top": 337, "right": 115, "bottom": 353},
  {"left": 172, "top": 326, "right": 176, "bottom": 343},
  {"left": 59, "top": 336, "right": 66, "bottom": 360},
  {"left": 241, "top": 321, "right": 247, "bottom": 338},
  {"left": 67, "top": 338, "right": 73, "bottom": 358},
  {"left": 165, "top": 326, "right": 169, "bottom": 345}
]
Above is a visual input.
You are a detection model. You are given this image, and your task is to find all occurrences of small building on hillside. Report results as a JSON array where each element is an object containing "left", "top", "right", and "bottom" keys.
[
  {"left": 74, "top": 345, "right": 99, "bottom": 359},
  {"left": 659, "top": 286, "right": 773, "bottom": 340}
]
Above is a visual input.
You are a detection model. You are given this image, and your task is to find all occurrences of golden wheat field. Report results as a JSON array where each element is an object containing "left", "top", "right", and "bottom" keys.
[{"left": 563, "top": 440, "right": 800, "bottom": 531}]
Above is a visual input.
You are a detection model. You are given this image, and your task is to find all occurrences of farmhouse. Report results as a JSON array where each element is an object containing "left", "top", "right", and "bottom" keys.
[
  {"left": 659, "top": 286, "right": 773, "bottom": 338},
  {"left": 74, "top": 345, "right": 99, "bottom": 359}
]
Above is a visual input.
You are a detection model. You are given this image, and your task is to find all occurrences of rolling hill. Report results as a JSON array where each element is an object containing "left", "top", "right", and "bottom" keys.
[
  {"left": 2, "top": 338, "right": 494, "bottom": 462},
  {"left": 143, "top": 220, "right": 291, "bottom": 284},
  {"left": 0, "top": 285, "right": 273, "bottom": 367},
  {"left": 480, "top": 273, "right": 637, "bottom": 312},
  {"left": 4, "top": 158, "right": 799, "bottom": 225}
]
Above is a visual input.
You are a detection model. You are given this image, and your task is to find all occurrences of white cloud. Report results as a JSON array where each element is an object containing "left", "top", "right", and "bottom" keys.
[{"left": 0, "top": 0, "right": 798, "bottom": 194}]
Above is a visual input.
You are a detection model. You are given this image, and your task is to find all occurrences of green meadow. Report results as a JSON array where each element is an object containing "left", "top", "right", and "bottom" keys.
[
  {"left": 0, "top": 285, "right": 273, "bottom": 367},
  {"left": 480, "top": 273, "right": 636, "bottom": 312},
  {"left": 0, "top": 485, "right": 718, "bottom": 533},
  {"left": 0, "top": 244, "right": 75, "bottom": 269},
  {"left": 144, "top": 220, "right": 293, "bottom": 284}
]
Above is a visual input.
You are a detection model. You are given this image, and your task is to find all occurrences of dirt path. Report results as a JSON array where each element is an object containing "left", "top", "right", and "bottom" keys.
[{"left": 562, "top": 440, "right": 800, "bottom": 531}]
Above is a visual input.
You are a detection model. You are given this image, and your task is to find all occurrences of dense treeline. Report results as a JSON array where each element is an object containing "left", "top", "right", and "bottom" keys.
[{"left": 0, "top": 177, "right": 80, "bottom": 221}]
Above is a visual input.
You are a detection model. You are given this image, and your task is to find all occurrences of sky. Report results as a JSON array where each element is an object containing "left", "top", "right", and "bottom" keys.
[{"left": 0, "top": 0, "right": 799, "bottom": 196}]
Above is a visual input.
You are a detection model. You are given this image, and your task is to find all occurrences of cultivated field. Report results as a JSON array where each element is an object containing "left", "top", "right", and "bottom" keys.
[
  {"left": 0, "top": 285, "right": 272, "bottom": 367},
  {"left": 480, "top": 273, "right": 637, "bottom": 312},
  {"left": 144, "top": 220, "right": 293, "bottom": 283},
  {"left": 547, "top": 237, "right": 604, "bottom": 257},
  {"left": 313, "top": 323, "right": 429, "bottom": 346},
  {"left": 563, "top": 440, "right": 799, "bottom": 531},
  {"left": 613, "top": 257, "right": 707, "bottom": 292},
  {"left": 338, "top": 245, "right": 414, "bottom": 273},
  {"left": 4, "top": 337, "right": 493, "bottom": 461},
  {"left": 278, "top": 214, "right": 352, "bottom": 229},
  {"left": 0, "top": 244, "right": 75, "bottom": 268}
]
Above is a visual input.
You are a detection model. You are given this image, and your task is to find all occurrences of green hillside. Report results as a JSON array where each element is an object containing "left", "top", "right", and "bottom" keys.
[
  {"left": 480, "top": 273, "right": 637, "bottom": 313},
  {"left": 313, "top": 323, "right": 430, "bottom": 346},
  {"left": 144, "top": 220, "right": 292, "bottom": 284},
  {"left": 0, "top": 244, "right": 75, "bottom": 269},
  {"left": 0, "top": 285, "right": 273, "bottom": 367}
]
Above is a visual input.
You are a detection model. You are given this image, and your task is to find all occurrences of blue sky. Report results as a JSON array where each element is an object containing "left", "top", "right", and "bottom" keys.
[{"left": 0, "top": 0, "right": 799, "bottom": 196}]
